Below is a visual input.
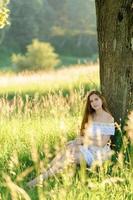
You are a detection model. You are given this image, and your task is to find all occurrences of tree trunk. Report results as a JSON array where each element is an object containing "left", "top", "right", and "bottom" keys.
[{"left": 95, "top": 0, "right": 133, "bottom": 122}]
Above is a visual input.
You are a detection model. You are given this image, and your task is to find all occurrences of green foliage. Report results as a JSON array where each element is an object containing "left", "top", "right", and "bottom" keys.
[
  {"left": 0, "top": 0, "right": 98, "bottom": 69},
  {"left": 0, "top": 0, "right": 10, "bottom": 28},
  {"left": 59, "top": 55, "right": 98, "bottom": 67},
  {"left": 1, "top": 0, "right": 97, "bottom": 61},
  {"left": 11, "top": 39, "right": 60, "bottom": 71},
  {"left": 51, "top": 33, "right": 98, "bottom": 57}
]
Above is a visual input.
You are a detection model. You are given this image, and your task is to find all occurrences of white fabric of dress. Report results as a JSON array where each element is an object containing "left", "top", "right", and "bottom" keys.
[{"left": 79, "top": 122, "right": 115, "bottom": 166}]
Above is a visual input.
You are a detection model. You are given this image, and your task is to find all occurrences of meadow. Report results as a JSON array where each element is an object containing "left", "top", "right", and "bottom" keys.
[{"left": 0, "top": 64, "right": 132, "bottom": 200}]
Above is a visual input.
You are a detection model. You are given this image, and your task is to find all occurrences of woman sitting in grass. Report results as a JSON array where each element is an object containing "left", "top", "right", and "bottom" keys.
[{"left": 27, "top": 90, "right": 115, "bottom": 187}]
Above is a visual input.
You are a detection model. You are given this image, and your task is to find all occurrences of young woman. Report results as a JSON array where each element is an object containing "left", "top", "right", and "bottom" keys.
[{"left": 27, "top": 90, "right": 115, "bottom": 187}]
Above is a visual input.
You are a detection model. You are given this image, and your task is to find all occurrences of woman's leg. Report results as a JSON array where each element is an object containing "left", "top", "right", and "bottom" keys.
[{"left": 27, "top": 144, "right": 83, "bottom": 187}]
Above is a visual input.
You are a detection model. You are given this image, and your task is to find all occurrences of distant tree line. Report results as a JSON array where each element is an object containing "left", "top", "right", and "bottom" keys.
[{"left": 0, "top": 0, "right": 98, "bottom": 58}]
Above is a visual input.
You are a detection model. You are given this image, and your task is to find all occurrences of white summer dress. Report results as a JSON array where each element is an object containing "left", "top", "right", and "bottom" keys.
[{"left": 79, "top": 122, "right": 115, "bottom": 166}]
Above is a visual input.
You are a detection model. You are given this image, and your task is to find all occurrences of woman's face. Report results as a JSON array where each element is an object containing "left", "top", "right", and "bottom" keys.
[{"left": 89, "top": 94, "right": 103, "bottom": 111}]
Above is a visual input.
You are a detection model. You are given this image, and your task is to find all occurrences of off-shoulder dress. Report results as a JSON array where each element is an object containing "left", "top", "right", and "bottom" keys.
[{"left": 79, "top": 122, "right": 115, "bottom": 166}]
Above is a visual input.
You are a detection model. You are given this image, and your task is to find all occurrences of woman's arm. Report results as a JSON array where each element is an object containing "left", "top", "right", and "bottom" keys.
[
  {"left": 74, "top": 136, "right": 84, "bottom": 145},
  {"left": 67, "top": 136, "right": 84, "bottom": 146}
]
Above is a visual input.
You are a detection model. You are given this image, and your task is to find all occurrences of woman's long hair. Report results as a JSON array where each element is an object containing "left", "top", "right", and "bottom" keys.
[{"left": 80, "top": 90, "right": 112, "bottom": 136}]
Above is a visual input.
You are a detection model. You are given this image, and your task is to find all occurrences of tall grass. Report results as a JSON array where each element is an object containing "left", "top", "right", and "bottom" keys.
[
  {"left": 0, "top": 64, "right": 99, "bottom": 98},
  {"left": 0, "top": 65, "right": 132, "bottom": 200}
]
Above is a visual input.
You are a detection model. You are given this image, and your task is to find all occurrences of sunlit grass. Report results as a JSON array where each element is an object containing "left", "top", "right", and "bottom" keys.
[
  {"left": 0, "top": 64, "right": 99, "bottom": 95},
  {"left": 0, "top": 65, "right": 132, "bottom": 199}
]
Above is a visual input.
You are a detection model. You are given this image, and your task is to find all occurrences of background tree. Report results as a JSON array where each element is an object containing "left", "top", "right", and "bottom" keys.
[
  {"left": 4, "top": 0, "right": 41, "bottom": 51},
  {"left": 11, "top": 39, "right": 60, "bottom": 71},
  {"left": 95, "top": 0, "right": 133, "bottom": 122}
]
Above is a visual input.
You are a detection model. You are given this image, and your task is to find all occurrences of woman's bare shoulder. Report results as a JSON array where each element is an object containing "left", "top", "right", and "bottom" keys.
[{"left": 104, "top": 112, "right": 114, "bottom": 123}]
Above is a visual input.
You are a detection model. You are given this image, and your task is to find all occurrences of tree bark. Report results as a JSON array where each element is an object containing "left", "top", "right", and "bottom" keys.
[{"left": 95, "top": 0, "right": 133, "bottom": 122}]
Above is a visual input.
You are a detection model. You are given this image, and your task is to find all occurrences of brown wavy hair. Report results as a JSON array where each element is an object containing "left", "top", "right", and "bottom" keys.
[{"left": 80, "top": 90, "right": 111, "bottom": 136}]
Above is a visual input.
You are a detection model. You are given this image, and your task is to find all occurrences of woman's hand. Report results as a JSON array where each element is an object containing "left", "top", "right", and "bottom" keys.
[
  {"left": 67, "top": 137, "right": 83, "bottom": 147},
  {"left": 74, "top": 137, "right": 83, "bottom": 145}
]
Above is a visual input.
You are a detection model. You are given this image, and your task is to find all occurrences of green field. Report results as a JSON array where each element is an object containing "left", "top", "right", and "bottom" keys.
[
  {"left": 0, "top": 65, "right": 132, "bottom": 200},
  {"left": 0, "top": 64, "right": 99, "bottom": 98}
]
